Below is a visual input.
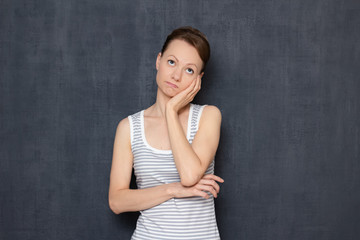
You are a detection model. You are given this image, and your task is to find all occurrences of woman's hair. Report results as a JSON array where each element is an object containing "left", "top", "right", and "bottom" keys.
[{"left": 160, "top": 26, "right": 210, "bottom": 72}]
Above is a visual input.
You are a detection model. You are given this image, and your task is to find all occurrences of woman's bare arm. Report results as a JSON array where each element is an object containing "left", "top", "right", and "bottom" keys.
[
  {"left": 108, "top": 117, "right": 222, "bottom": 214},
  {"left": 108, "top": 118, "right": 171, "bottom": 214},
  {"left": 165, "top": 105, "right": 222, "bottom": 186}
]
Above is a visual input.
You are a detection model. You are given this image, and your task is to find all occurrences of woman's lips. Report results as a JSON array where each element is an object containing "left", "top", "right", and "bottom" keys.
[{"left": 165, "top": 81, "right": 178, "bottom": 88}]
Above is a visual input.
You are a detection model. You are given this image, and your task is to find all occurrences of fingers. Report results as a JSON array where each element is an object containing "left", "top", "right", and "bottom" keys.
[
  {"left": 187, "top": 78, "right": 197, "bottom": 92},
  {"left": 187, "top": 75, "right": 200, "bottom": 92},
  {"left": 192, "top": 188, "right": 210, "bottom": 199},
  {"left": 185, "top": 76, "right": 201, "bottom": 103},
  {"left": 196, "top": 75, "right": 201, "bottom": 91},
  {"left": 198, "top": 179, "right": 220, "bottom": 193},
  {"left": 194, "top": 174, "right": 224, "bottom": 199},
  {"left": 167, "top": 74, "right": 202, "bottom": 113},
  {"left": 192, "top": 75, "right": 201, "bottom": 94},
  {"left": 177, "top": 174, "right": 224, "bottom": 199},
  {"left": 177, "top": 74, "right": 201, "bottom": 100},
  {"left": 202, "top": 174, "right": 224, "bottom": 183},
  {"left": 195, "top": 183, "right": 219, "bottom": 198}
]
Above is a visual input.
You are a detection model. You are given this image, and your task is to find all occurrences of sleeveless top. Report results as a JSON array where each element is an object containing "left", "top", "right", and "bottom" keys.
[{"left": 128, "top": 103, "right": 220, "bottom": 240}]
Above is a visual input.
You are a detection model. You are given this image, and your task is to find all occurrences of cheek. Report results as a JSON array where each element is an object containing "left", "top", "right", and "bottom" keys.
[
  {"left": 156, "top": 66, "right": 166, "bottom": 80},
  {"left": 158, "top": 63, "right": 171, "bottom": 76},
  {"left": 186, "top": 74, "right": 197, "bottom": 83},
  {"left": 180, "top": 76, "right": 196, "bottom": 88}
]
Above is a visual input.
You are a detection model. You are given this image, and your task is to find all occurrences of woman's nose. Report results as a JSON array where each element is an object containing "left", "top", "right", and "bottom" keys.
[{"left": 171, "top": 67, "right": 182, "bottom": 81}]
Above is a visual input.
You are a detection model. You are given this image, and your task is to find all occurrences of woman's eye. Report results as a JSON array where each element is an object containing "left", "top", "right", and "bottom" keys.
[
  {"left": 186, "top": 68, "right": 194, "bottom": 74},
  {"left": 168, "top": 60, "right": 175, "bottom": 66}
]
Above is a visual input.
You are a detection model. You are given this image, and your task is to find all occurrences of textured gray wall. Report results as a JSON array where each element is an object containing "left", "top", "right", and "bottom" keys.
[{"left": 1, "top": 0, "right": 359, "bottom": 239}]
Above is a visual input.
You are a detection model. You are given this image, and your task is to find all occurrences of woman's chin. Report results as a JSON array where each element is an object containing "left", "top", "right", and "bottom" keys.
[{"left": 161, "top": 88, "right": 178, "bottom": 98}]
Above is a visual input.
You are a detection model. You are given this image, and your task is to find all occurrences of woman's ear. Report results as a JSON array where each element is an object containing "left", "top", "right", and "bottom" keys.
[
  {"left": 199, "top": 72, "right": 204, "bottom": 79},
  {"left": 156, "top": 52, "right": 162, "bottom": 71}
]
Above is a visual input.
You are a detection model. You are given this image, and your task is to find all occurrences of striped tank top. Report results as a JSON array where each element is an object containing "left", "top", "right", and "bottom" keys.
[{"left": 128, "top": 103, "right": 220, "bottom": 240}]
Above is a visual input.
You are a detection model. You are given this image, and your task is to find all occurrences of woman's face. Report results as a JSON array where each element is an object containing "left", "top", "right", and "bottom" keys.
[{"left": 156, "top": 39, "right": 204, "bottom": 97}]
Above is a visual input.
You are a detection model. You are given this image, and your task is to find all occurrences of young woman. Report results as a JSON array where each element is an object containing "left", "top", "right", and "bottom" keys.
[{"left": 108, "top": 26, "right": 224, "bottom": 239}]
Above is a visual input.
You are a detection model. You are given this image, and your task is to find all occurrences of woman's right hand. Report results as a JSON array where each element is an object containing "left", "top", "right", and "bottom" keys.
[{"left": 169, "top": 174, "right": 224, "bottom": 199}]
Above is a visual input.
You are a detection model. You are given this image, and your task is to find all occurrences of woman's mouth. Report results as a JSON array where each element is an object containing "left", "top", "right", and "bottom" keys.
[{"left": 165, "top": 81, "right": 178, "bottom": 88}]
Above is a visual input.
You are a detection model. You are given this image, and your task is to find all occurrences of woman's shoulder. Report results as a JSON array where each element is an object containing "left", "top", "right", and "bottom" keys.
[
  {"left": 116, "top": 108, "right": 142, "bottom": 130},
  {"left": 196, "top": 104, "right": 221, "bottom": 118},
  {"left": 127, "top": 108, "right": 143, "bottom": 118},
  {"left": 116, "top": 116, "right": 130, "bottom": 134},
  {"left": 196, "top": 104, "right": 222, "bottom": 127}
]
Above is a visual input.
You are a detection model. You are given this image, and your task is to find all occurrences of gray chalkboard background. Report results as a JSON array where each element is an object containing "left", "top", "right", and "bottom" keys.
[{"left": 1, "top": 1, "right": 359, "bottom": 239}]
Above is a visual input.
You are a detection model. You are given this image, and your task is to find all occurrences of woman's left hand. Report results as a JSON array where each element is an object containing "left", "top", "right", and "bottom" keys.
[{"left": 166, "top": 74, "right": 202, "bottom": 113}]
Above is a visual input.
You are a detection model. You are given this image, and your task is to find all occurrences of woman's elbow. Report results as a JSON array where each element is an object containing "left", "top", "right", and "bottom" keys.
[
  {"left": 109, "top": 198, "right": 123, "bottom": 215},
  {"left": 180, "top": 174, "right": 201, "bottom": 187}
]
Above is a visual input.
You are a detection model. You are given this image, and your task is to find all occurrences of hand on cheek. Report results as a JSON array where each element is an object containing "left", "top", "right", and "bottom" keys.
[{"left": 166, "top": 75, "right": 202, "bottom": 113}]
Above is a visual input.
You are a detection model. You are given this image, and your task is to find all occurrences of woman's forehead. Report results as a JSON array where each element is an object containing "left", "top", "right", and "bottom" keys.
[{"left": 163, "top": 39, "right": 203, "bottom": 67}]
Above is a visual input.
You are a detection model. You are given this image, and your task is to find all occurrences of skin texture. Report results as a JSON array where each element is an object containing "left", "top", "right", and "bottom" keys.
[{"left": 108, "top": 39, "right": 223, "bottom": 214}]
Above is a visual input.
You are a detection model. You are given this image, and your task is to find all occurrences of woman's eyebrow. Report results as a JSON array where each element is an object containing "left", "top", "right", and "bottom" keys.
[{"left": 168, "top": 55, "right": 198, "bottom": 69}]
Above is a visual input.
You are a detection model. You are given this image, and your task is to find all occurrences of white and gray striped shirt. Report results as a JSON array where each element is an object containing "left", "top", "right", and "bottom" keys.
[{"left": 128, "top": 103, "right": 220, "bottom": 240}]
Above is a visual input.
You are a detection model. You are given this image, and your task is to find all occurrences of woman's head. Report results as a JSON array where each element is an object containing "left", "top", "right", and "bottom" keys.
[
  {"left": 160, "top": 26, "right": 210, "bottom": 72},
  {"left": 155, "top": 26, "right": 210, "bottom": 98}
]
